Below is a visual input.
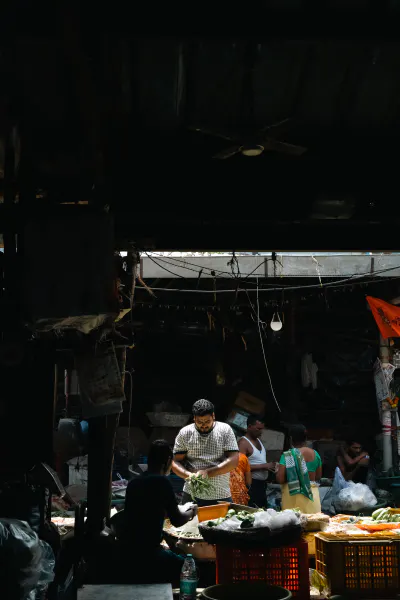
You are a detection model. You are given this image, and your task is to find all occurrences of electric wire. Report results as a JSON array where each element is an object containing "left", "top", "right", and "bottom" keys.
[
  {"left": 136, "top": 274, "right": 400, "bottom": 295},
  {"left": 255, "top": 279, "right": 281, "bottom": 413}
]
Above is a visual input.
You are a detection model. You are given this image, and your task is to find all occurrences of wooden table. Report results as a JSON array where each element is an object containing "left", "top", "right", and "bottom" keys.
[{"left": 78, "top": 584, "right": 173, "bottom": 600}]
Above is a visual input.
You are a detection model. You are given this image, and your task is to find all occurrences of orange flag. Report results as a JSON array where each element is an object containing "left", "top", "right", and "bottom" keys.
[{"left": 367, "top": 296, "right": 400, "bottom": 338}]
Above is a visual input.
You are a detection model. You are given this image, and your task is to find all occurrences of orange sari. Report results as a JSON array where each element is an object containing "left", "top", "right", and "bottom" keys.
[{"left": 230, "top": 453, "right": 251, "bottom": 505}]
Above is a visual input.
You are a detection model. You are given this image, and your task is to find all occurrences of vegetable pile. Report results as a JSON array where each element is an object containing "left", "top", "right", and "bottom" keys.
[
  {"left": 188, "top": 474, "right": 212, "bottom": 501},
  {"left": 371, "top": 507, "right": 400, "bottom": 523},
  {"left": 207, "top": 509, "right": 256, "bottom": 530},
  {"left": 355, "top": 508, "right": 400, "bottom": 532},
  {"left": 205, "top": 508, "right": 300, "bottom": 532}
]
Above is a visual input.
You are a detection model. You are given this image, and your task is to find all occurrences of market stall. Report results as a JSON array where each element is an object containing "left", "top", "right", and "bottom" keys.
[{"left": 314, "top": 507, "right": 400, "bottom": 598}]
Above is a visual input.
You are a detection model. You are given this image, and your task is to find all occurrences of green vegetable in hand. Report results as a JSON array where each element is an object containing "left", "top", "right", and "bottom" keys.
[{"left": 188, "top": 474, "right": 212, "bottom": 501}]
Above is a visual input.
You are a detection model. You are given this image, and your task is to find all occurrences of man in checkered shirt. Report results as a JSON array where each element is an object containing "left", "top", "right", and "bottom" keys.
[{"left": 173, "top": 399, "right": 239, "bottom": 507}]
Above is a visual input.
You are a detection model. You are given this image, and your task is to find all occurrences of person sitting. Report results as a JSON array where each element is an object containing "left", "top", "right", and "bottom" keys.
[
  {"left": 230, "top": 452, "right": 252, "bottom": 506},
  {"left": 337, "top": 439, "right": 370, "bottom": 484},
  {"left": 120, "top": 439, "right": 197, "bottom": 585},
  {"left": 276, "top": 424, "right": 322, "bottom": 514}
]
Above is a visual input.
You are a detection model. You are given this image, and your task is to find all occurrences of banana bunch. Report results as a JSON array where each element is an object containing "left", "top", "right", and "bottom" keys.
[{"left": 371, "top": 508, "right": 400, "bottom": 523}]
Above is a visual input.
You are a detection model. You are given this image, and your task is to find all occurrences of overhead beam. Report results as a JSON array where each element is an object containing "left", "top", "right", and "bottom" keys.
[
  {"left": 1, "top": 204, "right": 400, "bottom": 252},
  {"left": 115, "top": 218, "right": 400, "bottom": 252},
  {"left": 141, "top": 255, "right": 400, "bottom": 279}
]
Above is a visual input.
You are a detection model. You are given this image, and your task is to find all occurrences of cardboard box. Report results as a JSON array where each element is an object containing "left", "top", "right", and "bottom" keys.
[
  {"left": 226, "top": 409, "right": 250, "bottom": 432},
  {"left": 235, "top": 391, "right": 265, "bottom": 416},
  {"left": 260, "top": 429, "right": 285, "bottom": 452}
]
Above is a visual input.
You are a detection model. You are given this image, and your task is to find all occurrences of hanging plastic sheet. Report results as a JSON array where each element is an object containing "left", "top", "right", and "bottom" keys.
[{"left": 74, "top": 341, "right": 125, "bottom": 418}]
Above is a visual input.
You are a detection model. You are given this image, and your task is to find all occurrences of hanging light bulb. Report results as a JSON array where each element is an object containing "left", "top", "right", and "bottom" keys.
[{"left": 270, "top": 312, "right": 283, "bottom": 332}]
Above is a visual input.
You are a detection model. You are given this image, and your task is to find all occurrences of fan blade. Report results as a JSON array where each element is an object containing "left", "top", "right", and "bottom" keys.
[
  {"left": 189, "top": 126, "right": 236, "bottom": 143},
  {"left": 213, "top": 145, "right": 241, "bottom": 159},
  {"left": 260, "top": 118, "right": 291, "bottom": 135},
  {"left": 262, "top": 138, "right": 307, "bottom": 156}
]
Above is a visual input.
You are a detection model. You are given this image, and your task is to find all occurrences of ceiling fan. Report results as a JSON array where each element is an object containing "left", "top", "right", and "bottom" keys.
[
  {"left": 192, "top": 118, "right": 307, "bottom": 159},
  {"left": 191, "top": 43, "right": 307, "bottom": 160}
]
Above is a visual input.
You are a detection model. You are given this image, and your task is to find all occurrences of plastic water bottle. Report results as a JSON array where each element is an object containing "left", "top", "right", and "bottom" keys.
[{"left": 180, "top": 554, "right": 197, "bottom": 600}]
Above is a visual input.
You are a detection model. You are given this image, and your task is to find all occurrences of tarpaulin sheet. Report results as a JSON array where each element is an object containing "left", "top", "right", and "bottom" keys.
[{"left": 367, "top": 296, "right": 400, "bottom": 338}]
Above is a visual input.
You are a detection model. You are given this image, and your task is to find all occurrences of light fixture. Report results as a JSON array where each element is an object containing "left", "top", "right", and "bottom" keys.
[
  {"left": 270, "top": 312, "right": 283, "bottom": 332},
  {"left": 240, "top": 144, "right": 264, "bottom": 157}
]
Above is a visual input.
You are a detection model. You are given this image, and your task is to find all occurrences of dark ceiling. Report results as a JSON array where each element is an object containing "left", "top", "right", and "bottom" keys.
[{"left": 2, "top": 3, "right": 400, "bottom": 249}]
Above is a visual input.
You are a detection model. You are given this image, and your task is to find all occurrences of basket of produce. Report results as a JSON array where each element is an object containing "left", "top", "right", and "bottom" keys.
[
  {"left": 315, "top": 532, "right": 400, "bottom": 597},
  {"left": 163, "top": 518, "right": 216, "bottom": 560},
  {"left": 146, "top": 412, "right": 190, "bottom": 427},
  {"left": 199, "top": 508, "right": 302, "bottom": 548},
  {"left": 319, "top": 508, "right": 400, "bottom": 540},
  {"left": 353, "top": 506, "right": 400, "bottom": 533}
]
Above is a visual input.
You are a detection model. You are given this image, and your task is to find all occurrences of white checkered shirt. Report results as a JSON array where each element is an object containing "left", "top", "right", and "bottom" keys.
[{"left": 173, "top": 422, "right": 239, "bottom": 500}]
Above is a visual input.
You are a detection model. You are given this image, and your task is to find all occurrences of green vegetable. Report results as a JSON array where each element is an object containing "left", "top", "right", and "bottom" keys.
[
  {"left": 188, "top": 474, "right": 212, "bottom": 502},
  {"left": 372, "top": 508, "right": 389, "bottom": 521},
  {"left": 370, "top": 508, "right": 400, "bottom": 523},
  {"left": 240, "top": 518, "right": 254, "bottom": 529},
  {"left": 206, "top": 509, "right": 256, "bottom": 530}
]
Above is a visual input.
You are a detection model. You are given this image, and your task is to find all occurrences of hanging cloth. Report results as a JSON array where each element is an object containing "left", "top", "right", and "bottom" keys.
[
  {"left": 283, "top": 448, "right": 314, "bottom": 500},
  {"left": 367, "top": 296, "right": 400, "bottom": 338}
]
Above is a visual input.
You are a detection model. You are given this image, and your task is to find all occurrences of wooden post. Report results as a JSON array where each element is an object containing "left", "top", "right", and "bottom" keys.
[{"left": 86, "top": 347, "right": 126, "bottom": 538}]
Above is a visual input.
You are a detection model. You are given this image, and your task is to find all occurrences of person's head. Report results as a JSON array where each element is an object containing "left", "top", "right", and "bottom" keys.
[
  {"left": 192, "top": 399, "right": 215, "bottom": 434},
  {"left": 147, "top": 440, "right": 173, "bottom": 475},
  {"left": 289, "top": 424, "right": 307, "bottom": 448},
  {"left": 346, "top": 439, "right": 363, "bottom": 457},
  {"left": 246, "top": 415, "right": 265, "bottom": 440}
]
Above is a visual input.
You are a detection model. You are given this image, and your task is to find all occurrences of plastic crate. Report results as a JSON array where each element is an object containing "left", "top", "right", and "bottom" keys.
[
  {"left": 198, "top": 503, "right": 230, "bottom": 523},
  {"left": 216, "top": 541, "right": 309, "bottom": 600},
  {"left": 315, "top": 534, "right": 400, "bottom": 597}
]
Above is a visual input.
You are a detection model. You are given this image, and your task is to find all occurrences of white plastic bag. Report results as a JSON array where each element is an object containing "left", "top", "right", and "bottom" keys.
[
  {"left": 337, "top": 482, "right": 377, "bottom": 511},
  {"left": 177, "top": 516, "right": 200, "bottom": 536},
  {"left": 218, "top": 517, "right": 242, "bottom": 531},
  {"left": 322, "top": 467, "right": 352, "bottom": 515},
  {"left": 268, "top": 510, "right": 300, "bottom": 531},
  {"left": 332, "top": 467, "right": 351, "bottom": 494},
  {"left": 254, "top": 512, "right": 272, "bottom": 528}
]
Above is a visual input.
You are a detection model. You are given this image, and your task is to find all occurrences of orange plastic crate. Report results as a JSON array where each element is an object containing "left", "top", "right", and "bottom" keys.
[
  {"left": 216, "top": 541, "right": 309, "bottom": 600},
  {"left": 197, "top": 503, "right": 230, "bottom": 523},
  {"left": 315, "top": 534, "right": 400, "bottom": 597}
]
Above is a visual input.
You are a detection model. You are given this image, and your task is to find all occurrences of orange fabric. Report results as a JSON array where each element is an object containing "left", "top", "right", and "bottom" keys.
[
  {"left": 230, "top": 453, "right": 251, "bottom": 505},
  {"left": 367, "top": 296, "right": 400, "bottom": 338}
]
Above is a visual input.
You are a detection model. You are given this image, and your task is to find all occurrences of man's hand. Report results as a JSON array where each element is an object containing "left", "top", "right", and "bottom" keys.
[
  {"left": 196, "top": 470, "right": 209, "bottom": 479},
  {"left": 266, "top": 462, "right": 277, "bottom": 472}
]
